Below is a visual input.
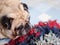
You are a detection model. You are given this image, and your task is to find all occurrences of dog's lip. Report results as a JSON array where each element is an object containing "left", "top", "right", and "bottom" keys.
[
  {"left": 11, "top": 33, "right": 17, "bottom": 39},
  {"left": 13, "top": 36, "right": 20, "bottom": 40}
]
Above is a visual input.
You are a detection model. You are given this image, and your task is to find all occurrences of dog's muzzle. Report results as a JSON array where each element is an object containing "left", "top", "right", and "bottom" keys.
[{"left": 15, "top": 23, "right": 31, "bottom": 35}]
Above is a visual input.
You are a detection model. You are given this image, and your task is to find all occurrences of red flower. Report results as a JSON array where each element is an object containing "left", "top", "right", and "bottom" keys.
[
  {"left": 38, "top": 21, "right": 46, "bottom": 26},
  {"left": 35, "top": 32, "right": 40, "bottom": 37},
  {"left": 8, "top": 40, "right": 15, "bottom": 45},
  {"left": 18, "top": 35, "right": 26, "bottom": 42},
  {"left": 48, "top": 20, "right": 57, "bottom": 28},
  {"left": 28, "top": 28, "right": 35, "bottom": 35}
]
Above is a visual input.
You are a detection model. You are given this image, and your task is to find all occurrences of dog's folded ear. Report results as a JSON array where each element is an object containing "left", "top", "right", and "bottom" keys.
[{"left": 21, "top": 3, "right": 28, "bottom": 12}]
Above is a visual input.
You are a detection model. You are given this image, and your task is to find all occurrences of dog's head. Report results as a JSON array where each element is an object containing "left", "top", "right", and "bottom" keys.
[{"left": 0, "top": 0, "right": 30, "bottom": 39}]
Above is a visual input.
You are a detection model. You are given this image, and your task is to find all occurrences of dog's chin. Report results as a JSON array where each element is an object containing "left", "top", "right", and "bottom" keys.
[{"left": 0, "top": 29, "right": 16, "bottom": 39}]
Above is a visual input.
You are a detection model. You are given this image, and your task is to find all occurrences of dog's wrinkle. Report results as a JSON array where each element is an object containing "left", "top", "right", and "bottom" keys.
[{"left": 1, "top": 16, "right": 13, "bottom": 29}]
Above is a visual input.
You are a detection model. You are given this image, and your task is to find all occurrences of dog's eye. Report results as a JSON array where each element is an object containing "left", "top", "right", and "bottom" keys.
[
  {"left": 22, "top": 3, "right": 28, "bottom": 12},
  {"left": 1, "top": 16, "right": 13, "bottom": 29}
]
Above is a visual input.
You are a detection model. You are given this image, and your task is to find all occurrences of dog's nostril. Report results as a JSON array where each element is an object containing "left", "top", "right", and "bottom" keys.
[
  {"left": 15, "top": 25, "right": 23, "bottom": 30},
  {"left": 24, "top": 23, "right": 30, "bottom": 29}
]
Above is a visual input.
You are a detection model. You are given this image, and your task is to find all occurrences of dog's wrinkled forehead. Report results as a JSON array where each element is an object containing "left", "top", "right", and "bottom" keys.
[{"left": 0, "top": 0, "right": 29, "bottom": 19}]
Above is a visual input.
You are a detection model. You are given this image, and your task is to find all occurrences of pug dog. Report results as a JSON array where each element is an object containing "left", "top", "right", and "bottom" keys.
[{"left": 0, "top": 0, "right": 30, "bottom": 40}]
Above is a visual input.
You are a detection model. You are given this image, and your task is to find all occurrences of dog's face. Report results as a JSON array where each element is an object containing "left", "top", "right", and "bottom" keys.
[{"left": 0, "top": 0, "right": 30, "bottom": 39}]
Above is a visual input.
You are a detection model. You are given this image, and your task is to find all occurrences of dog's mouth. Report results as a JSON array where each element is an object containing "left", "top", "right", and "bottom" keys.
[{"left": 14, "top": 23, "right": 31, "bottom": 36}]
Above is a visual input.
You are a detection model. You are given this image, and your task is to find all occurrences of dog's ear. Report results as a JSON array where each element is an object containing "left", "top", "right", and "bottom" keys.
[
  {"left": 21, "top": 3, "right": 28, "bottom": 12},
  {"left": 0, "top": 16, "right": 14, "bottom": 29}
]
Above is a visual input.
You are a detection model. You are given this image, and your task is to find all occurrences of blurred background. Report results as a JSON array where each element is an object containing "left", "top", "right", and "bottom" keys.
[{"left": 22, "top": 0, "right": 60, "bottom": 25}]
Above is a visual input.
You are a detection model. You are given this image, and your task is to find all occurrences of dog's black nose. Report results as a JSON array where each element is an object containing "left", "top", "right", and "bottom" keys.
[
  {"left": 15, "top": 25, "right": 23, "bottom": 30},
  {"left": 24, "top": 23, "right": 30, "bottom": 30}
]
